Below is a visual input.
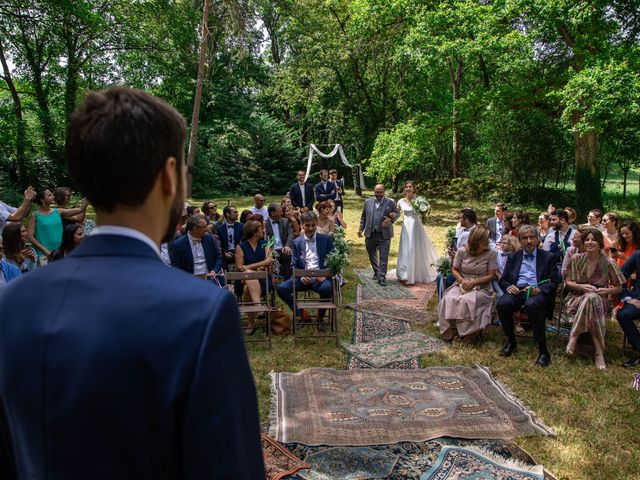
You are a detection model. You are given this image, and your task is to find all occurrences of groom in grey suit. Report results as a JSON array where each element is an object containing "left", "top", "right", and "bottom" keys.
[{"left": 358, "top": 184, "right": 399, "bottom": 286}]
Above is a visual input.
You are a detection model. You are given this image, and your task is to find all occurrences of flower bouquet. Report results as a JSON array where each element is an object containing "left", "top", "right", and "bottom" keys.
[
  {"left": 325, "top": 226, "right": 350, "bottom": 275},
  {"left": 432, "top": 256, "right": 452, "bottom": 277},
  {"left": 410, "top": 196, "right": 431, "bottom": 224}
]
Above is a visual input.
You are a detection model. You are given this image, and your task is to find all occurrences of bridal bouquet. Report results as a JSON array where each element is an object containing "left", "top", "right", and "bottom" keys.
[{"left": 411, "top": 196, "right": 431, "bottom": 224}]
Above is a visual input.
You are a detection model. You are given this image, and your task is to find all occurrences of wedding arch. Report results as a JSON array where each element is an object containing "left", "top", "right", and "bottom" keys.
[{"left": 305, "top": 144, "right": 367, "bottom": 191}]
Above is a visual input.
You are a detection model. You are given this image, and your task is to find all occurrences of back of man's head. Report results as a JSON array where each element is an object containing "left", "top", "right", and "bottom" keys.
[
  {"left": 66, "top": 87, "right": 186, "bottom": 213},
  {"left": 461, "top": 208, "right": 477, "bottom": 226}
]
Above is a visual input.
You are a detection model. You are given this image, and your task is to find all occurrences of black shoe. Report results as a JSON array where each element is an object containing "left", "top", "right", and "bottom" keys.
[
  {"left": 372, "top": 273, "right": 379, "bottom": 280},
  {"left": 535, "top": 352, "right": 551, "bottom": 368},
  {"left": 500, "top": 342, "right": 517, "bottom": 357},
  {"left": 378, "top": 278, "right": 387, "bottom": 287},
  {"left": 317, "top": 321, "right": 327, "bottom": 332},
  {"left": 623, "top": 357, "right": 640, "bottom": 368}
]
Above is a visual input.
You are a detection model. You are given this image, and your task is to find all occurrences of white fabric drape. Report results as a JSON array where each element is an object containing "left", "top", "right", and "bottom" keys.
[{"left": 305, "top": 144, "right": 367, "bottom": 189}]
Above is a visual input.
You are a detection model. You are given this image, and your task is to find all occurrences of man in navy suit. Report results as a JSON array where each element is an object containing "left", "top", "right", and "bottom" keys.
[
  {"left": 216, "top": 205, "right": 243, "bottom": 268},
  {"left": 277, "top": 211, "right": 334, "bottom": 330},
  {"left": 170, "top": 214, "right": 225, "bottom": 285},
  {"left": 617, "top": 251, "right": 640, "bottom": 367},
  {"left": 497, "top": 225, "right": 559, "bottom": 367},
  {"left": 314, "top": 169, "right": 337, "bottom": 202},
  {"left": 289, "top": 170, "right": 315, "bottom": 210},
  {"left": 0, "top": 87, "right": 264, "bottom": 479}
]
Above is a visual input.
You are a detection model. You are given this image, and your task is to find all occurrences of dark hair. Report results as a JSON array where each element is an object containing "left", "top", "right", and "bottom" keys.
[
  {"left": 404, "top": 180, "right": 415, "bottom": 190},
  {"left": 66, "top": 87, "right": 186, "bottom": 213},
  {"left": 223, "top": 205, "right": 235, "bottom": 218},
  {"left": 1, "top": 222, "right": 24, "bottom": 263},
  {"left": 54, "top": 187, "right": 71, "bottom": 206},
  {"left": 186, "top": 214, "right": 207, "bottom": 232},
  {"left": 243, "top": 220, "right": 263, "bottom": 239},
  {"left": 619, "top": 220, "right": 640, "bottom": 251},
  {"left": 301, "top": 211, "right": 318, "bottom": 224},
  {"left": 35, "top": 189, "right": 49, "bottom": 206},
  {"left": 329, "top": 169, "right": 337, "bottom": 175},
  {"left": 60, "top": 223, "right": 82, "bottom": 254},
  {"left": 604, "top": 211, "right": 619, "bottom": 227},
  {"left": 552, "top": 209, "right": 569, "bottom": 223},
  {"left": 460, "top": 208, "right": 477, "bottom": 225},
  {"left": 316, "top": 200, "right": 334, "bottom": 213},
  {"left": 186, "top": 206, "right": 199, "bottom": 217},
  {"left": 515, "top": 210, "right": 530, "bottom": 225},
  {"left": 582, "top": 227, "right": 605, "bottom": 249},
  {"left": 589, "top": 208, "right": 603, "bottom": 219},
  {"left": 495, "top": 202, "right": 506, "bottom": 210},
  {"left": 202, "top": 201, "right": 216, "bottom": 212},
  {"left": 503, "top": 212, "right": 514, "bottom": 232},
  {"left": 239, "top": 209, "right": 254, "bottom": 223},
  {"left": 319, "top": 169, "right": 328, "bottom": 176},
  {"left": 267, "top": 203, "right": 281, "bottom": 215}
]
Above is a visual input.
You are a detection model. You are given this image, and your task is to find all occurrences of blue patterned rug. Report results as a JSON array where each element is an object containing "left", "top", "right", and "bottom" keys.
[
  {"left": 421, "top": 445, "right": 544, "bottom": 480},
  {"left": 298, "top": 446, "right": 398, "bottom": 480}
]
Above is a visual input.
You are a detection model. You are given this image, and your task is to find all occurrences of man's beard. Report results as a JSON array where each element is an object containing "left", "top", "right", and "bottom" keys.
[{"left": 162, "top": 184, "right": 185, "bottom": 243}]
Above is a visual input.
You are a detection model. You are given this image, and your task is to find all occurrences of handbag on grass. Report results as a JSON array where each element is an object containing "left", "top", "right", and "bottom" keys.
[{"left": 270, "top": 308, "right": 291, "bottom": 336}]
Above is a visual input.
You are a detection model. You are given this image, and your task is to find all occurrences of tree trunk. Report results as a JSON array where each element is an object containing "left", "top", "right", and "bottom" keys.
[
  {"left": 186, "top": 0, "right": 210, "bottom": 197},
  {"left": 573, "top": 120, "right": 602, "bottom": 216},
  {"left": 622, "top": 166, "right": 629, "bottom": 199},
  {"left": 0, "top": 38, "right": 27, "bottom": 183},
  {"left": 447, "top": 57, "right": 462, "bottom": 177}
]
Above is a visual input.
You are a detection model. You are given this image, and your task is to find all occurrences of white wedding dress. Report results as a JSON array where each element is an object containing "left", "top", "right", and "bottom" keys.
[{"left": 396, "top": 198, "right": 439, "bottom": 284}]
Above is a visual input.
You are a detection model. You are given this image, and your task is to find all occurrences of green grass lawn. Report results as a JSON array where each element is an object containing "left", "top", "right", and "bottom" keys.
[{"left": 198, "top": 192, "right": 639, "bottom": 480}]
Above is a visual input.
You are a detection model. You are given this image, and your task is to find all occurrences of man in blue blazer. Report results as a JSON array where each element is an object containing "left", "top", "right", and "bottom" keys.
[
  {"left": 289, "top": 170, "right": 315, "bottom": 210},
  {"left": 314, "top": 169, "right": 337, "bottom": 202},
  {"left": 497, "top": 225, "right": 559, "bottom": 367},
  {"left": 170, "top": 214, "right": 225, "bottom": 285},
  {"left": 216, "top": 205, "right": 243, "bottom": 268},
  {"left": 617, "top": 251, "right": 640, "bottom": 367},
  {"left": 0, "top": 88, "right": 264, "bottom": 479},
  {"left": 277, "top": 211, "right": 334, "bottom": 329}
]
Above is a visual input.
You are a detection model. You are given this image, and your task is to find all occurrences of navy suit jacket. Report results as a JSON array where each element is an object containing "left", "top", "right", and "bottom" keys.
[
  {"left": 621, "top": 251, "right": 640, "bottom": 299},
  {"left": 499, "top": 248, "right": 559, "bottom": 300},
  {"left": 217, "top": 221, "right": 244, "bottom": 253},
  {"left": 314, "top": 181, "right": 337, "bottom": 202},
  {"left": 291, "top": 233, "right": 334, "bottom": 270},
  {"left": 170, "top": 233, "right": 224, "bottom": 283},
  {"left": 0, "top": 234, "right": 264, "bottom": 479},
  {"left": 288, "top": 182, "right": 315, "bottom": 210}
]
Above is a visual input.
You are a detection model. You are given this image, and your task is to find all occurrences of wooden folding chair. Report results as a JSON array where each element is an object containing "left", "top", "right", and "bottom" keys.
[
  {"left": 225, "top": 270, "right": 272, "bottom": 348},
  {"left": 292, "top": 268, "right": 339, "bottom": 344}
]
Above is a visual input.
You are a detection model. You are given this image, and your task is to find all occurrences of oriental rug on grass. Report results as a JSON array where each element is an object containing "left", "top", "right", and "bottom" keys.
[
  {"left": 261, "top": 433, "right": 309, "bottom": 480},
  {"left": 283, "top": 439, "right": 557, "bottom": 480},
  {"left": 269, "top": 366, "right": 554, "bottom": 446},
  {"left": 346, "top": 300, "right": 437, "bottom": 324},
  {"left": 353, "top": 268, "right": 417, "bottom": 299},
  {"left": 346, "top": 285, "right": 419, "bottom": 370},
  {"left": 420, "top": 446, "right": 544, "bottom": 480},
  {"left": 341, "top": 331, "right": 446, "bottom": 368},
  {"left": 297, "top": 446, "right": 398, "bottom": 480}
]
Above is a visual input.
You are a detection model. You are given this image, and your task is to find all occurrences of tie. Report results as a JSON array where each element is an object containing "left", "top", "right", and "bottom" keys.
[
  {"left": 501, "top": 252, "right": 508, "bottom": 257},
  {"left": 524, "top": 253, "right": 534, "bottom": 260}
]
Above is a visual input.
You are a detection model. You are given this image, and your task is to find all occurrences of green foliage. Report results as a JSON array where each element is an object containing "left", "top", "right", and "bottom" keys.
[{"left": 325, "top": 226, "right": 351, "bottom": 274}]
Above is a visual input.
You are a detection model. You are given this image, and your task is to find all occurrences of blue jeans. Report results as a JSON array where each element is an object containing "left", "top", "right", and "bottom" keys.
[
  {"left": 492, "top": 279, "right": 504, "bottom": 299},
  {"left": 277, "top": 277, "right": 333, "bottom": 316}
]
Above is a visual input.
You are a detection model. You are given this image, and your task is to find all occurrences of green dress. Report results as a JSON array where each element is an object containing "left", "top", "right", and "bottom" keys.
[{"left": 34, "top": 209, "right": 63, "bottom": 257}]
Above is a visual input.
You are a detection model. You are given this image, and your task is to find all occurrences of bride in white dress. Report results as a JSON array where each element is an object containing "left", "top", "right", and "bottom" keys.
[{"left": 396, "top": 181, "right": 439, "bottom": 284}]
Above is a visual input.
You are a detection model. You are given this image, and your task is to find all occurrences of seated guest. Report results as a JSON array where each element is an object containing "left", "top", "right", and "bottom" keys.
[
  {"left": 602, "top": 211, "right": 620, "bottom": 253},
  {"left": 314, "top": 169, "right": 336, "bottom": 202},
  {"left": 0, "top": 185, "right": 36, "bottom": 236},
  {"left": 497, "top": 225, "right": 559, "bottom": 367},
  {"left": 217, "top": 206, "right": 243, "bottom": 269},
  {"left": 0, "top": 249, "right": 21, "bottom": 285},
  {"left": 503, "top": 211, "right": 515, "bottom": 237},
  {"left": 437, "top": 208, "right": 478, "bottom": 299},
  {"left": 614, "top": 220, "right": 639, "bottom": 268},
  {"left": 282, "top": 199, "right": 301, "bottom": 238},
  {"left": 564, "top": 206, "right": 578, "bottom": 229},
  {"left": 561, "top": 228, "right": 585, "bottom": 279},
  {"left": 250, "top": 194, "right": 269, "bottom": 220},
  {"left": 288, "top": 170, "right": 315, "bottom": 211},
  {"left": 202, "top": 201, "right": 222, "bottom": 225},
  {"left": 277, "top": 211, "right": 334, "bottom": 330},
  {"left": 564, "top": 228, "right": 624, "bottom": 370},
  {"left": 265, "top": 203, "right": 293, "bottom": 279},
  {"left": 316, "top": 200, "right": 337, "bottom": 236},
  {"left": 170, "top": 214, "right": 224, "bottom": 285},
  {"left": 618, "top": 249, "right": 640, "bottom": 367},
  {"left": 438, "top": 225, "right": 496, "bottom": 342},
  {"left": 1, "top": 223, "right": 37, "bottom": 272},
  {"left": 239, "top": 209, "right": 254, "bottom": 225},
  {"left": 582, "top": 208, "right": 604, "bottom": 231},
  {"left": 537, "top": 212, "right": 549, "bottom": 241},
  {"left": 235, "top": 220, "right": 272, "bottom": 334},
  {"left": 494, "top": 234, "right": 520, "bottom": 299},
  {"left": 487, "top": 202, "right": 506, "bottom": 243},
  {"left": 49, "top": 223, "right": 84, "bottom": 262},
  {"left": 542, "top": 209, "right": 575, "bottom": 262}
]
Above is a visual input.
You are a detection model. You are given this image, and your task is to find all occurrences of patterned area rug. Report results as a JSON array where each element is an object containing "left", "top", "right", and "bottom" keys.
[
  {"left": 298, "top": 446, "right": 398, "bottom": 480},
  {"left": 354, "top": 268, "right": 417, "bottom": 299},
  {"left": 283, "top": 438, "right": 556, "bottom": 480},
  {"left": 269, "top": 366, "right": 554, "bottom": 445},
  {"left": 346, "top": 286, "right": 419, "bottom": 370},
  {"left": 261, "top": 433, "right": 309, "bottom": 480},
  {"left": 420, "top": 446, "right": 544, "bottom": 480},
  {"left": 341, "top": 332, "right": 446, "bottom": 368},
  {"left": 346, "top": 300, "right": 436, "bottom": 324}
]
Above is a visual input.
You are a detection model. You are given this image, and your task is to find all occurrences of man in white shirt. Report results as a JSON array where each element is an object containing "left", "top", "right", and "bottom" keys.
[
  {"left": 170, "top": 214, "right": 224, "bottom": 283},
  {"left": 250, "top": 194, "right": 269, "bottom": 221},
  {"left": 487, "top": 202, "right": 506, "bottom": 243},
  {"left": 265, "top": 204, "right": 293, "bottom": 279},
  {"left": 0, "top": 186, "right": 36, "bottom": 236}
]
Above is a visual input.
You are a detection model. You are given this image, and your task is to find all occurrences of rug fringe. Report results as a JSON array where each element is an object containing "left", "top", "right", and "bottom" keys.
[
  {"left": 268, "top": 371, "right": 279, "bottom": 439},
  {"left": 459, "top": 445, "right": 545, "bottom": 475},
  {"left": 474, "top": 364, "right": 556, "bottom": 436}
]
